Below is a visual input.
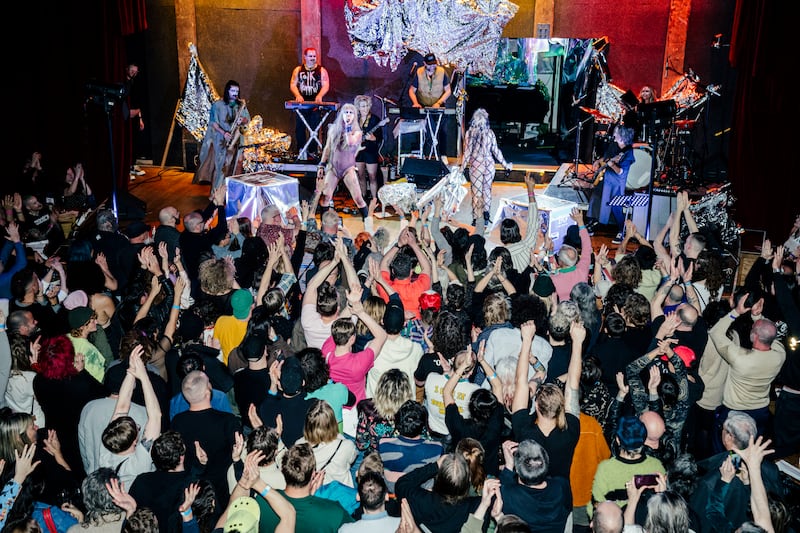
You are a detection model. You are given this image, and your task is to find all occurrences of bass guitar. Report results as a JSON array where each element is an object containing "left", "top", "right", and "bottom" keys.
[
  {"left": 592, "top": 147, "right": 629, "bottom": 186},
  {"left": 358, "top": 117, "right": 389, "bottom": 151}
]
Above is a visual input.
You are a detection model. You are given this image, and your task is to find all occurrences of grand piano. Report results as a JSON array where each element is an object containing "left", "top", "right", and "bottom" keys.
[{"left": 465, "top": 84, "right": 549, "bottom": 142}]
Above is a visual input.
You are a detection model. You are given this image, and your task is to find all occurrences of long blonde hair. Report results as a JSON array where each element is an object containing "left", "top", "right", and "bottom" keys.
[{"left": 325, "top": 103, "right": 361, "bottom": 151}]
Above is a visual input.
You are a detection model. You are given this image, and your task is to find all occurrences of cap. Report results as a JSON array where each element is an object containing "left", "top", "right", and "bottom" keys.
[
  {"left": 279, "top": 356, "right": 304, "bottom": 395},
  {"left": 67, "top": 306, "right": 94, "bottom": 330},
  {"left": 532, "top": 275, "right": 556, "bottom": 298},
  {"left": 672, "top": 345, "right": 697, "bottom": 368},
  {"left": 616, "top": 415, "right": 647, "bottom": 450},
  {"left": 231, "top": 289, "right": 254, "bottom": 320},
  {"left": 223, "top": 496, "right": 260, "bottom": 533},
  {"left": 383, "top": 299, "right": 406, "bottom": 334},
  {"left": 424, "top": 53, "right": 437, "bottom": 65},
  {"left": 419, "top": 290, "right": 442, "bottom": 312},
  {"left": 63, "top": 290, "right": 88, "bottom": 310},
  {"left": 124, "top": 221, "right": 150, "bottom": 239}
]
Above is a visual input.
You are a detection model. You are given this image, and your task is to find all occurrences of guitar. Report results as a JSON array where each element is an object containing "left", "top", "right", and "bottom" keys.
[
  {"left": 224, "top": 99, "right": 248, "bottom": 175},
  {"left": 358, "top": 117, "right": 389, "bottom": 151},
  {"left": 592, "top": 148, "right": 629, "bottom": 186}
]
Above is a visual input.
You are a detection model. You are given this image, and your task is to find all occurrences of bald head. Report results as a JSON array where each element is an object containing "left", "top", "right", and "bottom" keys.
[
  {"left": 592, "top": 501, "right": 623, "bottom": 533},
  {"left": 158, "top": 206, "right": 180, "bottom": 226},
  {"left": 751, "top": 319, "right": 777, "bottom": 349},
  {"left": 640, "top": 411, "right": 666, "bottom": 445}
]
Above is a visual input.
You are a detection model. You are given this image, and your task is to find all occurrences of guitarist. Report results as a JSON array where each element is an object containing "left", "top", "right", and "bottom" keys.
[
  {"left": 587, "top": 125, "right": 636, "bottom": 244},
  {"left": 195, "top": 80, "right": 250, "bottom": 188},
  {"left": 355, "top": 95, "right": 387, "bottom": 202}
]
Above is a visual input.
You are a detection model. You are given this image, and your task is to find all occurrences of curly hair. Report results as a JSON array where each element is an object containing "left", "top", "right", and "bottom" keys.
[
  {"left": 247, "top": 426, "right": 281, "bottom": 466},
  {"left": 612, "top": 256, "right": 642, "bottom": 288},
  {"left": 37, "top": 335, "right": 79, "bottom": 380},
  {"left": 510, "top": 293, "right": 549, "bottom": 334},
  {"left": 483, "top": 292, "right": 511, "bottom": 327},
  {"left": 81, "top": 468, "right": 124, "bottom": 526},
  {"left": 693, "top": 249, "right": 725, "bottom": 294},
  {"left": 621, "top": 293, "right": 650, "bottom": 327},
  {"left": 603, "top": 283, "right": 634, "bottom": 315},
  {"left": 570, "top": 282, "right": 601, "bottom": 333},
  {"left": 119, "top": 329, "right": 158, "bottom": 365},
  {"left": 548, "top": 301, "right": 580, "bottom": 342},
  {"left": 198, "top": 257, "right": 235, "bottom": 295},
  {"left": 431, "top": 311, "right": 469, "bottom": 360},
  {"left": 373, "top": 369, "right": 413, "bottom": 421},
  {"left": 122, "top": 508, "right": 158, "bottom": 533},
  {"left": 151, "top": 430, "right": 186, "bottom": 471}
]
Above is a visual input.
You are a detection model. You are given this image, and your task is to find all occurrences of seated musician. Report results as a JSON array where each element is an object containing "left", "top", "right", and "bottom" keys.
[
  {"left": 408, "top": 53, "right": 452, "bottom": 161},
  {"left": 586, "top": 125, "right": 636, "bottom": 245},
  {"left": 290, "top": 47, "right": 331, "bottom": 159}
]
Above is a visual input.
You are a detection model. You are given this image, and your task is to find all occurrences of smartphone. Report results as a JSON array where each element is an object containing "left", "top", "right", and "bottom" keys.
[
  {"left": 633, "top": 474, "right": 659, "bottom": 488},
  {"left": 729, "top": 451, "right": 742, "bottom": 470}
]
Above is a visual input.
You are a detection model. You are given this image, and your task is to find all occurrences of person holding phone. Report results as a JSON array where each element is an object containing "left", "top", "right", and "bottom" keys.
[
  {"left": 317, "top": 103, "right": 369, "bottom": 219},
  {"left": 589, "top": 416, "right": 666, "bottom": 517}
]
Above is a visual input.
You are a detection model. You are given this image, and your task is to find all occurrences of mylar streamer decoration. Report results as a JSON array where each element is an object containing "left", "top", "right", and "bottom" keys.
[
  {"left": 345, "top": 0, "right": 518, "bottom": 76},
  {"left": 176, "top": 43, "right": 219, "bottom": 143}
]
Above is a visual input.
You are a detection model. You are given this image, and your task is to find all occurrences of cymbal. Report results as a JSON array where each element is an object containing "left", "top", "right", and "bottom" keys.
[{"left": 579, "top": 106, "right": 610, "bottom": 120}]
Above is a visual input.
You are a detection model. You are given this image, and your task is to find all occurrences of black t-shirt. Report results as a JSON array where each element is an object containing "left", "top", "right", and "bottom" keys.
[
  {"left": 511, "top": 410, "right": 580, "bottom": 483},
  {"left": 234, "top": 367, "right": 271, "bottom": 429},
  {"left": 414, "top": 352, "right": 447, "bottom": 384},
  {"left": 650, "top": 314, "right": 709, "bottom": 363},
  {"left": 129, "top": 469, "right": 194, "bottom": 533},
  {"left": 259, "top": 393, "right": 313, "bottom": 446}
]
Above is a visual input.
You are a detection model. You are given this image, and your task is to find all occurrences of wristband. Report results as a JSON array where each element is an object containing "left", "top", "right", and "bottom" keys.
[
  {"left": 172, "top": 305, "right": 181, "bottom": 310},
  {"left": 684, "top": 281, "right": 692, "bottom": 286},
  {"left": 267, "top": 389, "right": 278, "bottom": 396},
  {"left": 180, "top": 508, "right": 192, "bottom": 517},
  {"left": 0, "top": 325, "right": 5, "bottom": 330},
  {"left": 729, "top": 314, "right": 738, "bottom": 320},
  {"left": 260, "top": 485, "right": 272, "bottom": 498},
  {"left": 579, "top": 225, "right": 586, "bottom": 230},
  {"left": 487, "top": 373, "right": 497, "bottom": 381}
]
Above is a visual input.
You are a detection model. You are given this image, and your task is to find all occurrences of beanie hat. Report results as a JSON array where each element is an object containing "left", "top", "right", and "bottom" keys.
[
  {"left": 533, "top": 275, "right": 556, "bottom": 298},
  {"left": 231, "top": 289, "right": 254, "bottom": 320}
]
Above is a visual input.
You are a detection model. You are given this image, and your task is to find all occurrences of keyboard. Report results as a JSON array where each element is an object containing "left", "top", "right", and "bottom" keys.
[
  {"left": 284, "top": 101, "right": 339, "bottom": 111},
  {"left": 389, "top": 106, "right": 456, "bottom": 117}
]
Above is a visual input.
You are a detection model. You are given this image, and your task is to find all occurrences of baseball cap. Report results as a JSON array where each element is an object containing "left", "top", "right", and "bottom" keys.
[
  {"left": 616, "top": 415, "right": 647, "bottom": 450},
  {"left": 532, "top": 275, "right": 556, "bottom": 298},
  {"left": 279, "top": 356, "right": 304, "bottom": 395},
  {"left": 419, "top": 290, "right": 442, "bottom": 312},
  {"left": 383, "top": 299, "right": 406, "bottom": 334},
  {"left": 67, "top": 306, "right": 94, "bottom": 330},
  {"left": 63, "top": 290, "right": 88, "bottom": 310},
  {"left": 424, "top": 53, "right": 437, "bottom": 65},
  {"left": 177, "top": 310, "right": 205, "bottom": 342},
  {"left": 231, "top": 289, "right": 253, "bottom": 320},
  {"left": 124, "top": 221, "right": 150, "bottom": 239},
  {"left": 223, "top": 496, "right": 260, "bottom": 533}
]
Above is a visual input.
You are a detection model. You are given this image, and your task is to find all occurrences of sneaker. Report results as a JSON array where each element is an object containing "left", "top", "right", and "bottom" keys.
[
  {"left": 611, "top": 232, "right": 623, "bottom": 245},
  {"left": 131, "top": 166, "right": 145, "bottom": 176},
  {"left": 129, "top": 173, "right": 136, "bottom": 182}
]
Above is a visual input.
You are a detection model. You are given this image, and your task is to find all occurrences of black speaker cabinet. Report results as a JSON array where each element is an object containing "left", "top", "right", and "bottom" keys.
[{"left": 400, "top": 158, "right": 448, "bottom": 190}]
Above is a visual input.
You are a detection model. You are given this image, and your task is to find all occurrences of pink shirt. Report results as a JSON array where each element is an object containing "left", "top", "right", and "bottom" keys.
[{"left": 321, "top": 337, "right": 375, "bottom": 403}]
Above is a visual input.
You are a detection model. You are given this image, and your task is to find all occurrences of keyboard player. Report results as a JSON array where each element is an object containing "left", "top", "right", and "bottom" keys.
[
  {"left": 290, "top": 47, "right": 330, "bottom": 159},
  {"left": 408, "top": 53, "right": 452, "bottom": 160}
]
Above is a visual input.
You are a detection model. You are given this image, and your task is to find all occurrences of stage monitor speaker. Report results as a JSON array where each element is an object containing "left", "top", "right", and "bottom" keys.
[
  {"left": 400, "top": 158, "right": 448, "bottom": 190},
  {"left": 116, "top": 191, "right": 147, "bottom": 221}
]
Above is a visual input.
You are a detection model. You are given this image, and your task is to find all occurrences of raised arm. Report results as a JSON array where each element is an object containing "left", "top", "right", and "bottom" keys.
[
  {"left": 334, "top": 238, "right": 360, "bottom": 290},
  {"left": 564, "top": 322, "right": 585, "bottom": 416},
  {"left": 302, "top": 253, "right": 341, "bottom": 306},
  {"left": 129, "top": 346, "right": 162, "bottom": 442},
  {"left": 511, "top": 321, "right": 536, "bottom": 413},
  {"left": 347, "top": 285, "right": 387, "bottom": 355}
]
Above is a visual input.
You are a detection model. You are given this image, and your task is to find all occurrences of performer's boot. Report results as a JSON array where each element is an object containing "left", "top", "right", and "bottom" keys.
[{"left": 483, "top": 211, "right": 491, "bottom": 224}]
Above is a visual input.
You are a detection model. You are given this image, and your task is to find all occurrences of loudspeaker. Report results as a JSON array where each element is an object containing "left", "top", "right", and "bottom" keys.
[
  {"left": 116, "top": 191, "right": 147, "bottom": 221},
  {"left": 400, "top": 158, "right": 448, "bottom": 190}
]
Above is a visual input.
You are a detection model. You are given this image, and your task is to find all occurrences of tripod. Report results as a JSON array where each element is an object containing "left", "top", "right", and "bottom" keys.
[{"left": 560, "top": 112, "right": 597, "bottom": 203}]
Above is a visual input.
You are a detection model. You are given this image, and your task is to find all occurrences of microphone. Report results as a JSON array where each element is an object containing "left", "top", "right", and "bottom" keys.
[
  {"left": 408, "top": 62, "right": 418, "bottom": 78},
  {"left": 706, "top": 84, "right": 721, "bottom": 97}
]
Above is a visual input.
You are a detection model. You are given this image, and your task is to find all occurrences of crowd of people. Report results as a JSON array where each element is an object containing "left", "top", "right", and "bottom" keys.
[{"left": 0, "top": 144, "right": 798, "bottom": 533}]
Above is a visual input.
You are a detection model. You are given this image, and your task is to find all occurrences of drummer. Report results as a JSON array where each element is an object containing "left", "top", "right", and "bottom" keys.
[{"left": 586, "top": 125, "right": 636, "bottom": 245}]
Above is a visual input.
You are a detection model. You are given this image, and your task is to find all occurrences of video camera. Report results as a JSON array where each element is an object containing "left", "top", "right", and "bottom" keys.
[{"left": 84, "top": 81, "right": 127, "bottom": 109}]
